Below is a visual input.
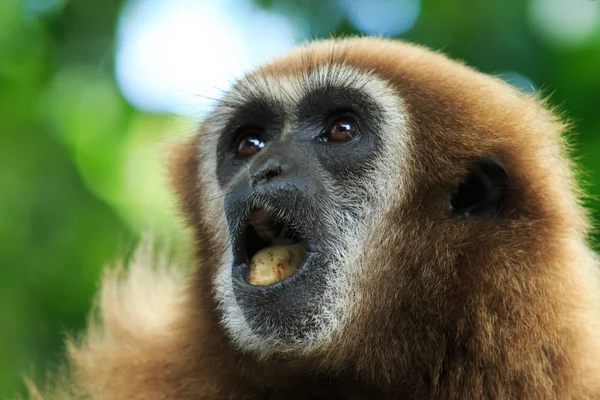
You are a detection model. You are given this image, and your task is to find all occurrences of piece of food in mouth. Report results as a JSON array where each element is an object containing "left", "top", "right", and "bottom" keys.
[
  {"left": 248, "top": 242, "right": 307, "bottom": 286},
  {"left": 246, "top": 209, "right": 307, "bottom": 285}
]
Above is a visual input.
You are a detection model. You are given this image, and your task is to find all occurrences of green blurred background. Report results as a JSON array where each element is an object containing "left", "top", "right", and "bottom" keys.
[{"left": 1, "top": 0, "right": 599, "bottom": 397}]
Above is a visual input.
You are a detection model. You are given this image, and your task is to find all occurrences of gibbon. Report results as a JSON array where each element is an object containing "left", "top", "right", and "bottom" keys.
[{"left": 29, "top": 37, "right": 600, "bottom": 399}]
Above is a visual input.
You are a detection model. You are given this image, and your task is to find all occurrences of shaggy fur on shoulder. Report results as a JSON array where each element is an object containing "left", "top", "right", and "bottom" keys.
[{"left": 27, "top": 243, "right": 190, "bottom": 399}]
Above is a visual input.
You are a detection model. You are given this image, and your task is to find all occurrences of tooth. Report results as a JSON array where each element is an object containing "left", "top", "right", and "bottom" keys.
[{"left": 248, "top": 243, "right": 306, "bottom": 286}]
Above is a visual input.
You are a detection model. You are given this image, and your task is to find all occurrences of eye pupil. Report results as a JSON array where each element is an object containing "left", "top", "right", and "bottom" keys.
[
  {"left": 328, "top": 119, "right": 359, "bottom": 143},
  {"left": 237, "top": 136, "right": 264, "bottom": 157}
]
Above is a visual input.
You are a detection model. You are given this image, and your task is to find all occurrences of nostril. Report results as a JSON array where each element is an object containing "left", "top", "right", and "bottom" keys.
[
  {"left": 251, "top": 161, "right": 283, "bottom": 186},
  {"left": 261, "top": 166, "right": 282, "bottom": 180}
]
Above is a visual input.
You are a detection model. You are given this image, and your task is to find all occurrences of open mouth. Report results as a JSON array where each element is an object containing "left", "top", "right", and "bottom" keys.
[{"left": 237, "top": 209, "right": 309, "bottom": 286}]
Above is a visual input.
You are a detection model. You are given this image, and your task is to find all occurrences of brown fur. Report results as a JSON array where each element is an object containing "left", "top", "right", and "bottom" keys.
[{"left": 31, "top": 37, "right": 600, "bottom": 399}]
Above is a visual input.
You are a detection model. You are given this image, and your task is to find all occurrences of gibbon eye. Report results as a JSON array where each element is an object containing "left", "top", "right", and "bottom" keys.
[
  {"left": 236, "top": 135, "right": 265, "bottom": 158},
  {"left": 322, "top": 118, "right": 359, "bottom": 143}
]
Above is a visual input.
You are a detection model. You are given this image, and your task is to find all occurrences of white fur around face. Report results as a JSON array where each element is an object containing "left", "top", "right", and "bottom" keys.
[{"left": 197, "top": 62, "right": 411, "bottom": 356}]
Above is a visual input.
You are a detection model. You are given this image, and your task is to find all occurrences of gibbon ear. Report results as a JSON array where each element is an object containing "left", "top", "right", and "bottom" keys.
[
  {"left": 450, "top": 157, "right": 508, "bottom": 219},
  {"left": 169, "top": 133, "right": 202, "bottom": 224}
]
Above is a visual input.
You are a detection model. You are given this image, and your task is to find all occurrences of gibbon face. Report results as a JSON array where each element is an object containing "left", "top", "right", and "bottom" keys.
[
  {"left": 171, "top": 38, "right": 599, "bottom": 392},
  {"left": 205, "top": 64, "right": 410, "bottom": 352}
]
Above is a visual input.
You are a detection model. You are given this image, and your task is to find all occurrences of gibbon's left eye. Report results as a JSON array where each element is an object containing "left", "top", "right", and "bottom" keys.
[{"left": 320, "top": 118, "right": 360, "bottom": 143}]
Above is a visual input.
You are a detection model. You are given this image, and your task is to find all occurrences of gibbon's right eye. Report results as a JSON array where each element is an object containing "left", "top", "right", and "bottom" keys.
[{"left": 236, "top": 132, "right": 265, "bottom": 158}]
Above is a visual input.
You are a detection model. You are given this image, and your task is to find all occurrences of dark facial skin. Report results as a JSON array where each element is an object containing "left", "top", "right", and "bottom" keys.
[{"left": 215, "top": 86, "right": 383, "bottom": 343}]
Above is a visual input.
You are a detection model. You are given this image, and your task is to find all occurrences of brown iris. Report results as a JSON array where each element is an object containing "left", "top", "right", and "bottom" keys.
[
  {"left": 325, "top": 119, "right": 359, "bottom": 143},
  {"left": 237, "top": 136, "right": 265, "bottom": 158}
]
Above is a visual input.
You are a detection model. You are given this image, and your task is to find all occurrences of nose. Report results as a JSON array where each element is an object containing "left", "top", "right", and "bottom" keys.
[
  {"left": 250, "top": 156, "right": 284, "bottom": 187},
  {"left": 241, "top": 142, "right": 319, "bottom": 200}
]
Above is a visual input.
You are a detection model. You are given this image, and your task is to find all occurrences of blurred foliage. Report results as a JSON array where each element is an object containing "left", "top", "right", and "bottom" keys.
[{"left": 1, "top": 0, "right": 599, "bottom": 397}]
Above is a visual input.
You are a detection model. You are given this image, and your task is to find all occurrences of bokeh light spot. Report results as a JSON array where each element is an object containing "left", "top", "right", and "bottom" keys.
[
  {"left": 115, "top": 0, "right": 297, "bottom": 118},
  {"left": 336, "top": 0, "right": 421, "bottom": 37},
  {"left": 496, "top": 70, "right": 537, "bottom": 93},
  {"left": 528, "top": 0, "right": 600, "bottom": 48},
  {"left": 22, "top": 0, "right": 68, "bottom": 17}
]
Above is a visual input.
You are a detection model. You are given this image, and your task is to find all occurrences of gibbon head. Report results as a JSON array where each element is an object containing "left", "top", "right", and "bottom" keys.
[{"left": 173, "top": 37, "right": 592, "bottom": 380}]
